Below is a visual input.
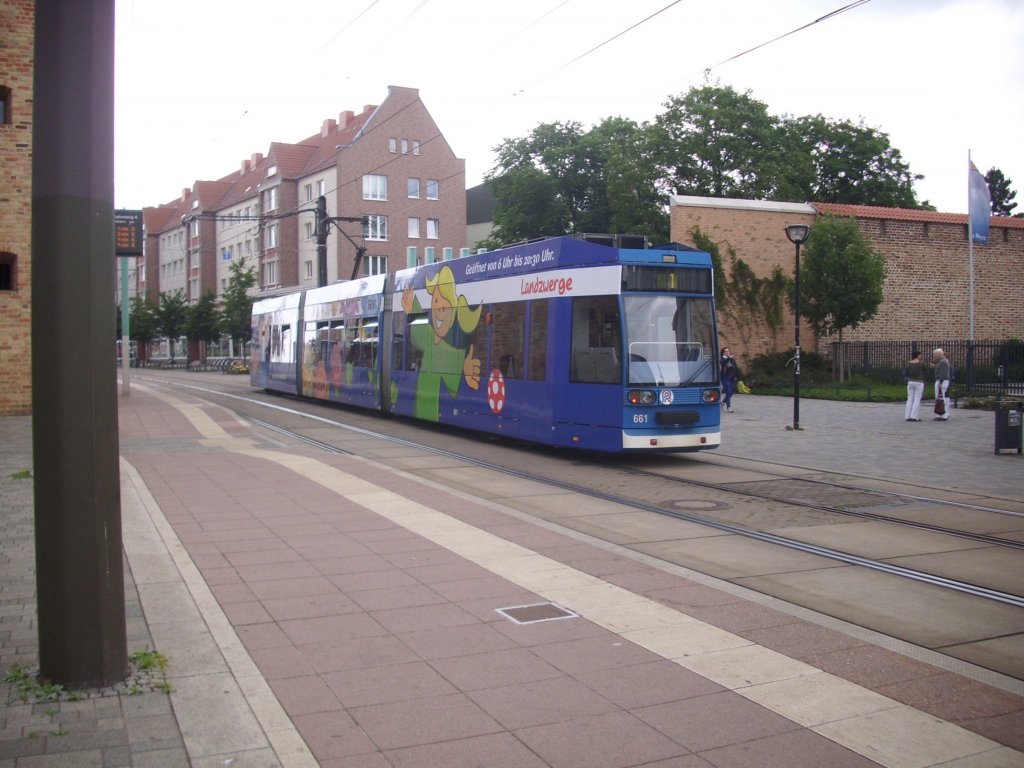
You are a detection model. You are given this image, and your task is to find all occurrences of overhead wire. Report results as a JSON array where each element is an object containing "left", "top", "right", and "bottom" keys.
[
  {"left": 513, "top": 0, "right": 686, "bottom": 96},
  {"left": 708, "top": 0, "right": 872, "bottom": 70}
]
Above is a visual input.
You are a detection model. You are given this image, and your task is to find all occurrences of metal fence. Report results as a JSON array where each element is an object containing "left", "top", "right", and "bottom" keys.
[{"left": 828, "top": 340, "right": 1024, "bottom": 395}]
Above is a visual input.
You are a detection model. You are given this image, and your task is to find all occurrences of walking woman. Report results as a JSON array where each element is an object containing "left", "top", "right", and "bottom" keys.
[
  {"left": 720, "top": 347, "right": 739, "bottom": 413},
  {"left": 903, "top": 350, "right": 924, "bottom": 421}
]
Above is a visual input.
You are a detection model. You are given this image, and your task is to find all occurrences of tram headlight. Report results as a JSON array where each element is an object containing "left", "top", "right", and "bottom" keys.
[
  {"left": 628, "top": 390, "right": 656, "bottom": 406},
  {"left": 702, "top": 389, "right": 720, "bottom": 403}
]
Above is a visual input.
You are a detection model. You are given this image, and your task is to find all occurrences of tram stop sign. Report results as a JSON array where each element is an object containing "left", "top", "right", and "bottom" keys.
[{"left": 115, "top": 209, "right": 143, "bottom": 257}]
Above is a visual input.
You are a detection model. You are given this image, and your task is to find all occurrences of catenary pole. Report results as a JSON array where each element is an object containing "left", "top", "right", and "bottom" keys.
[{"left": 32, "top": 0, "right": 128, "bottom": 686}]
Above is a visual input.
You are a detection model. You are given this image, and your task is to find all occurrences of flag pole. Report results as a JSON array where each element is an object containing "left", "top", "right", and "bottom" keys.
[{"left": 968, "top": 150, "right": 975, "bottom": 342}]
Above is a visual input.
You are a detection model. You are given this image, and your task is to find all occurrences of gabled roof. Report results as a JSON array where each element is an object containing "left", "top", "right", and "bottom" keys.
[
  {"left": 813, "top": 202, "right": 1024, "bottom": 229},
  {"left": 266, "top": 141, "right": 318, "bottom": 180},
  {"left": 193, "top": 180, "right": 234, "bottom": 211},
  {"left": 144, "top": 197, "right": 189, "bottom": 234}
]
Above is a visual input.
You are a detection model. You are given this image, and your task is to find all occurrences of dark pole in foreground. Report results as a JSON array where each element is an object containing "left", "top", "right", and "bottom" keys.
[
  {"left": 785, "top": 224, "right": 811, "bottom": 432},
  {"left": 32, "top": 0, "right": 127, "bottom": 687}
]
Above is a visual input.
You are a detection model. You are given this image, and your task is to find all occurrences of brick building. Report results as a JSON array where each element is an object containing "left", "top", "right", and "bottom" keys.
[
  {"left": 140, "top": 86, "right": 467, "bottom": 313},
  {"left": 671, "top": 196, "right": 1024, "bottom": 365},
  {"left": 0, "top": 0, "right": 34, "bottom": 415}
]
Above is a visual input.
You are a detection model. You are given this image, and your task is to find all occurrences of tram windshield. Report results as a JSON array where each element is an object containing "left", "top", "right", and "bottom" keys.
[{"left": 624, "top": 296, "right": 717, "bottom": 386}]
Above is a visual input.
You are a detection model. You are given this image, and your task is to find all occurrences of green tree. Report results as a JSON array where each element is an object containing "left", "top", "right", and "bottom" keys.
[
  {"left": 129, "top": 295, "right": 160, "bottom": 359},
  {"left": 788, "top": 115, "right": 927, "bottom": 208},
  {"left": 185, "top": 291, "right": 222, "bottom": 358},
  {"left": 482, "top": 118, "right": 667, "bottom": 247},
  {"left": 654, "top": 84, "right": 804, "bottom": 201},
  {"left": 797, "top": 216, "right": 886, "bottom": 381},
  {"left": 219, "top": 257, "right": 258, "bottom": 350},
  {"left": 157, "top": 291, "right": 188, "bottom": 361},
  {"left": 985, "top": 167, "right": 1020, "bottom": 217}
]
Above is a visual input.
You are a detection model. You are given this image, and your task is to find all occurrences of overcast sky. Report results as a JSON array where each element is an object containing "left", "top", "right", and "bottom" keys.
[{"left": 114, "top": 0, "right": 1023, "bottom": 215}]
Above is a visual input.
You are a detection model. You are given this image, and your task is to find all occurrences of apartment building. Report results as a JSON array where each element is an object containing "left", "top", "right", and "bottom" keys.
[{"left": 140, "top": 86, "right": 466, "bottom": 306}]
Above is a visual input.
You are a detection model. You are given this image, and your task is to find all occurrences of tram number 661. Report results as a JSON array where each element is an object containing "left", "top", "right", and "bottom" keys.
[{"left": 632, "top": 414, "right": 649, "bottom": 424}]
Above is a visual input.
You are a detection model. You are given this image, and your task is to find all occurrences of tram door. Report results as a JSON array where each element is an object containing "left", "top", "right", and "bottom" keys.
[{"left": 556, "top": 296, "right": 623, "bottom": 441}]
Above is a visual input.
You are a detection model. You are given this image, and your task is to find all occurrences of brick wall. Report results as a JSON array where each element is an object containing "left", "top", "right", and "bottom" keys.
[
  {"left": 671, "top": 196, "right": 1024, "bottom": 367},
  {"left": 0, "top": 0, "right": 34, "bottom": 415}
]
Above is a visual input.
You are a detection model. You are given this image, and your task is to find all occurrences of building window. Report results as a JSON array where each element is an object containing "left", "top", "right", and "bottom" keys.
[
  {"left": 364, "top": 215, "right": 388, "bottom": 241},
  {"left": 317, "top": 179, "right": 325, "bottom": 196},
  {"left": 363, "top": 174, "right": 387, "bottom": 201},
  {"left": 426, "top": 218, "right": 439, "bottom": 239},
  {"left": 305, "top": 260, "right": 313, "bottom": 279},
  {"left": 401, "top": 139, "right": 408, "bottom": 154},
  {"left": 426, "top": 179, "right": 439, "bottom": 200},
  {"left": 389, "top": 138, "right": 397, "bottom": 153},
  {"left": 265, "top": 223, "right": 278, "bottom": 249},
  {"left": 0, "top": 252, "right": 15, "bottom": 290},
  {"left": 407, "top": 178, "right": 420, "bottom": 198},
  {"left": 0, "top": 87, "right": 11, "bottom": 125},
  {"left": 305, "top": 222, "right": 314, "bottom": 241},
  {"left": 263, "top": 186, "right": 278, "bottom": 212},
  {"left": 367, "top": 255, "right": 387, "bottom": 276},
  {"left": 408, "top": 218, "right": 420, "bottom": 238},
  {"left": 263, "top": 260, "right": 278, "bottom": 287},
  {"left": 304, "top": 183, "right": 313, "bottom": 202},
  {"left": 189, "top": 277, "right": 199, "bottom": 300},
  {"left": 412, "top": 140, "right": 421, "bottom": 155}
]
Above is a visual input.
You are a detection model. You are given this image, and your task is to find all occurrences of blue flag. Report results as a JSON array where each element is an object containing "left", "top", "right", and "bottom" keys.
[{"left": 968, "top": 160, "right": 990, "bottom": 244}]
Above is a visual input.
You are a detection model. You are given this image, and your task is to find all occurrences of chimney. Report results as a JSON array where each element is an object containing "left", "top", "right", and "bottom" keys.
[
  {"left": 320, "top": 118, "right": 337, "bottom": 138},
  {"left": 338, "top": 110, "right": 353, "bottom": 129},
  {"left": 181, "top": 188, "right": 190, "bottom": 203},
  {"left": 250, "top": 152, "right": 263, "bottom": 166},
  {"left": 241, "top": 158, "right": 249, "bottom": 174},
  {"left": 362, "top": 104, "right": 376, "bottom": 114}
]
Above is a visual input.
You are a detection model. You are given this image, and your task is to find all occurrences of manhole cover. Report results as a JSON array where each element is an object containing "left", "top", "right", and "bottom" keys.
[
  {"left": 670, "top": 499, "right": 732, "bottom": 512},
  {"left": 496, "top": 602, "right": 578, "bottom": 624}
]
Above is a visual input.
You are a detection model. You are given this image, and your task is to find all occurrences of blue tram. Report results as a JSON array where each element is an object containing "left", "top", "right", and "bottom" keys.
[{"left": 251, "top": 235, "right": 721, "bottom": 452}]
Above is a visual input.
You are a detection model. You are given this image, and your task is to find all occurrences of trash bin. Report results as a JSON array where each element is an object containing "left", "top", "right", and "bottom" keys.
[{"left": 994, "top": 402, "right": 1023, "bottom": 454}]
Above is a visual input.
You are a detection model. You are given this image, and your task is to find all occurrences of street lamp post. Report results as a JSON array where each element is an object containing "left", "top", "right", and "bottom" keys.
[{"left": 785, "top": 224, "right": 811, "bottom": 431}]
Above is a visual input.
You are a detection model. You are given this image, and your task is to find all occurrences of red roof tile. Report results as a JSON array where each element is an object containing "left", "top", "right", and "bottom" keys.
[{"left": 812, "top": 202, "right": 1024, "bottom": 229}]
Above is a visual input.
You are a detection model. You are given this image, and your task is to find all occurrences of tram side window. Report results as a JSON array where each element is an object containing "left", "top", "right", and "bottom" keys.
[
  {"left": 570, "top": 296, "right": 621, "bottom": 384},
  {"left": 491, "top": 301, "right": 525, "bottom": 379},
  {"left": 328, "top": 321, "right": 344, "bottom": 366},
  {"left": 272, "top": 324, "right": 294, "bottom": 364},
  {"left": 403, "top": 311, "right": 427, "bottom": 371},
  {"left": 268, "top": 321, "right": 292, "bottom": 364},
  {"left": 528, "top": 299, "right": 548, "bottom": 381},
  {"left": 391, "top": 310, "right": 407, "bottom": 370},
  {"left": 451, "top": 306, "right": 489, "bottom": 375},
  {"left": 358, "top": 317, "right": 379, "bottom": 368},
  {"left": 304, "top": 321, "right": 319, "bottom": 364}
]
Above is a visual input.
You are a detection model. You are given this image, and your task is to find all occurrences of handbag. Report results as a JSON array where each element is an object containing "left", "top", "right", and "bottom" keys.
[
  {"left": 934, "top": 396, "right": 945, "bottom": 415},
  {"left": 737, "top": 380, "right": 751, "bottom": 394}
]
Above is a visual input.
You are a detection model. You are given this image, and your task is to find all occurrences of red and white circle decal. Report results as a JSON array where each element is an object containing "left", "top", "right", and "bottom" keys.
[{"left": 487, "top": 369, "right": 506, "bottom": 414}]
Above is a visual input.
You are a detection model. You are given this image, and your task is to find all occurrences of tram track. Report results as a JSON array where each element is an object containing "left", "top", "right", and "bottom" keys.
[
  {"left": 700, "top": 451, "right": 1024, "bottom": 518},
  {"left": 145, "top": 376, "right": 1024, "bottom": 610},
  {"left": 611, "top": 462, "right": 1024, "bottom": 551}
]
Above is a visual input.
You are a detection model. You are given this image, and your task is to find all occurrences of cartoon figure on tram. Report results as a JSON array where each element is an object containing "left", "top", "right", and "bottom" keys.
[{"left": 401, "top": 265, "right": 482, "bottom": 421}]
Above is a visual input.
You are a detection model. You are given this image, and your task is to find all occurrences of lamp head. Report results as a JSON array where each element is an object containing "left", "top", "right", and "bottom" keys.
[{"left": 785, "top": 224, "right": 810, "bottom": 245}]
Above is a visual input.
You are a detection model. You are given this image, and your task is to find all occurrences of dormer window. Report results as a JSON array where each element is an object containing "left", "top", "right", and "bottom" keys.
[{"left": 267, "top": 165, "right": 277, "bottom": 177}]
